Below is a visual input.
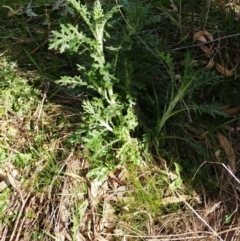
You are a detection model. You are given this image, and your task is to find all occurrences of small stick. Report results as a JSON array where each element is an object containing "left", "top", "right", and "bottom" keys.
[{"left": 172, "top": 33, "right": 240, "bottom": 51}]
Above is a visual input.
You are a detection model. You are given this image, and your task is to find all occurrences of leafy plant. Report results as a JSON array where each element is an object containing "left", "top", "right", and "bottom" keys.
[
  {"left": 169, "top": 162, "right": 183, "bottom": 191},
  {"left": 49, "top": 0, "right": 143, "bottom": 177},
  {"left": 0, "top": 59, "right": 40, "bottom": 117}
]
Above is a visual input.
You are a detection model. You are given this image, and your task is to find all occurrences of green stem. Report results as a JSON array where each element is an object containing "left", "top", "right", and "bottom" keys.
[{"left": 157, "top": 77, "right": 195, "bottom": 133}]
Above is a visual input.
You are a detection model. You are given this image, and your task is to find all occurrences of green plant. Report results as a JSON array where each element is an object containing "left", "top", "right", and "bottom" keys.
[
  {"left": 0, "top": 59, "right": 40, "bottom": 117},
  {"left": 169, "top": 162, "right": 183, "bottom": 191},
  {"left": 49, "top": 0, "right": 143, "bottom": 178}
]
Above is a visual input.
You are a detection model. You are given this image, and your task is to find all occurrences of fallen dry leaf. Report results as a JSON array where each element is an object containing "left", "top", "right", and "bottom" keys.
[
  {"left": 205, "top": 58, "right": 215, "bottom": 70},
  {"left": 220, "top": 105, "right": 240, "bottom": 115},
  {"left": 217, "top": 133, "right": 236, "bottom": 173},
  {"left": 193, "top": 30, "right": 214, "bottom": 56},
  {"left": 101, "top": 200, "right": 117, "bottom": 229},
  {"left": 2, "top": 5, "right": 24, "bottom": 18},
  {"left": 215, "top": 63, "right": 234, "bottom": 76},
  {"left": 215, "top": 48, "right": 239, "bottom": 76},
  {"left": 193, "top": 30, "right": 213, "bottom": 42}
]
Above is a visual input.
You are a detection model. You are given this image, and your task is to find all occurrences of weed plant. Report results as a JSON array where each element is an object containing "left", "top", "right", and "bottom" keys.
[{"left": 49, "top": 0, "right": 144, "bottom": 179}]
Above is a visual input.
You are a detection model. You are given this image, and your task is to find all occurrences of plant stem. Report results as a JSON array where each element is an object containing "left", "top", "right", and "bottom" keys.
[{"left": 157, "top": 77, "right": 195, "bottom": 133}]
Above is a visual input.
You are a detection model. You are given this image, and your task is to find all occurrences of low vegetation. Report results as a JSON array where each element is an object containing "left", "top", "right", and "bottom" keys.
[{"left": 0, "top": 0, "right": 240, "bottom": 240}]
